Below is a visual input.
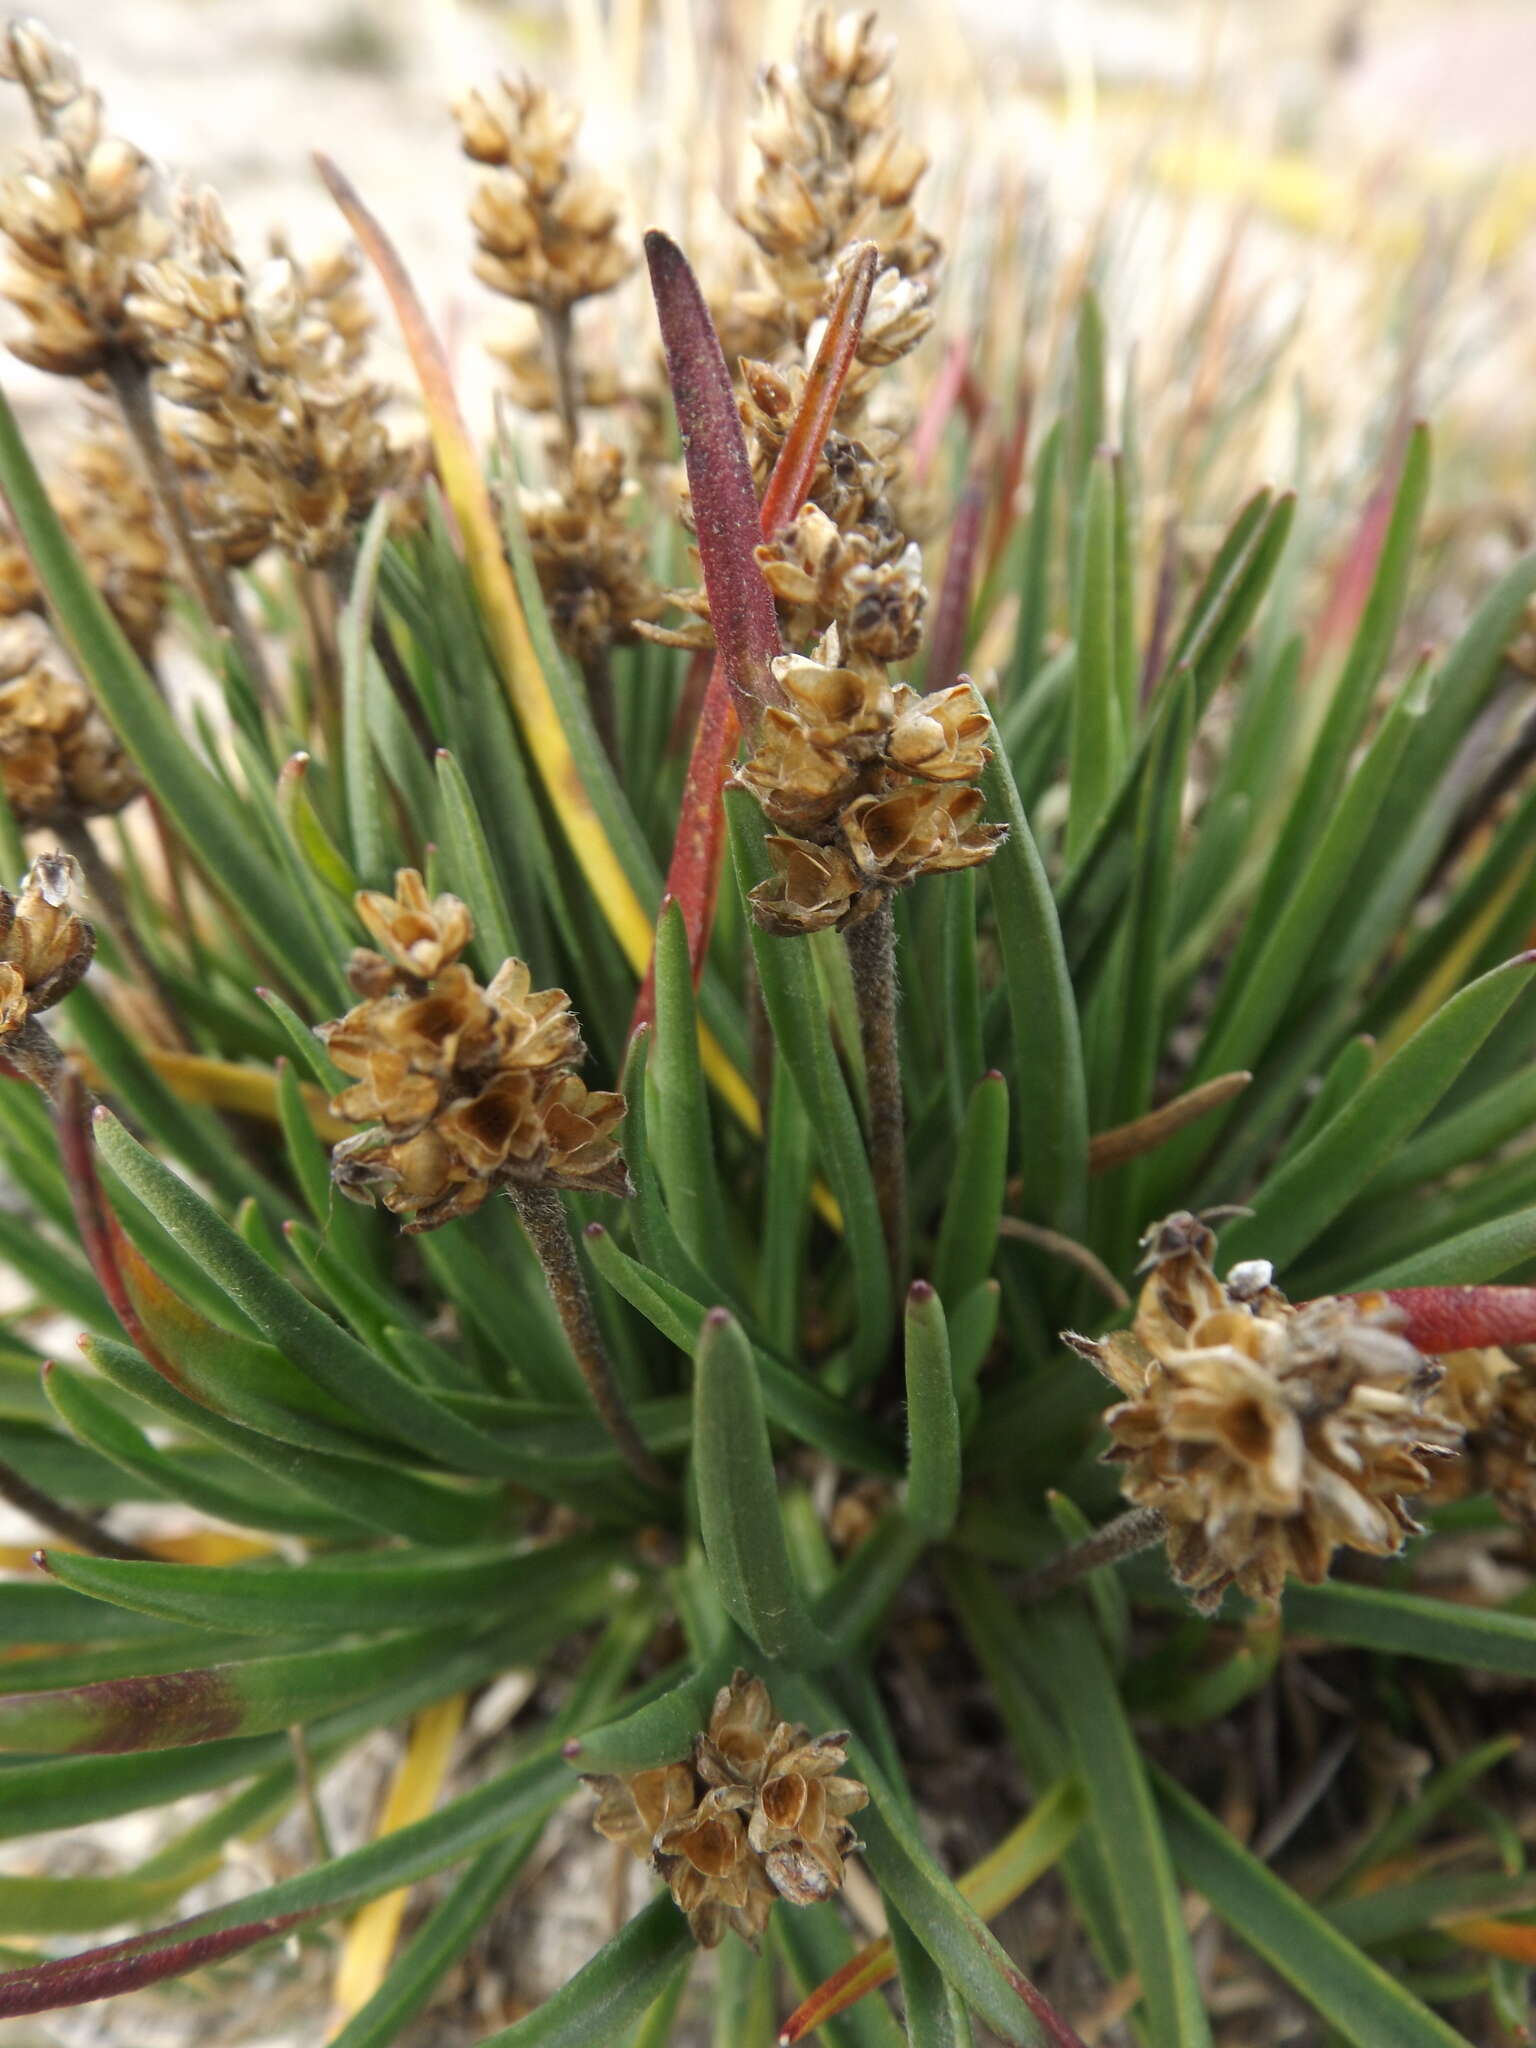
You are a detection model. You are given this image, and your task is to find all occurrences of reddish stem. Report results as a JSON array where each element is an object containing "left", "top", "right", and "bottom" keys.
[{"left": 629, "top": 243, "right": 880, "bottom": 1039}]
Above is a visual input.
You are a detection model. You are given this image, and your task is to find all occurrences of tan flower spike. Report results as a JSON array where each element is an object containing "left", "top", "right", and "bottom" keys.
[
  {"left": 319, "top": 871, "right": 628, "bottom": 1231},
  {"left": 1070, "top": 1213, "right": 1462, "bottom": 1611},
  {"left": 0, "top": 618, "right": 138, "bottom": 826},
  {"left": 586, "top": 1670, "right": 867, "bottom": 1948}
]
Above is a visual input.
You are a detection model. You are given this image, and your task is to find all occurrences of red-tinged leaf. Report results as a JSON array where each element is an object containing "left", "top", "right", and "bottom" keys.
[
  {"left": 1348, "top": 1285, "right": 1536, "bottom": 1354},
  {"left": 645, "top": 229, "right": 784, "bottom": 728},
  {"left": 0, "top": 1911, "right": 310, "bottom": 2017},
  {"left": 629, "top": 243, "right": 879, "bottom": 1037},
  {"left": 1442, "top": 1916, "right": 1536, "bottom": 1963},
  {"left": 927, "top": 473, "right": 987, "bottom": 694},
  {"left": 51, "top": 1062, "right": 164, "bottom": 1376}
]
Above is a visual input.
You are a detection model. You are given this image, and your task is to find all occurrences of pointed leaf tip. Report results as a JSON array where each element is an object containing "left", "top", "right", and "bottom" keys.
[{"left": 645, "top": 229, "right": 782, "bottom": 728}]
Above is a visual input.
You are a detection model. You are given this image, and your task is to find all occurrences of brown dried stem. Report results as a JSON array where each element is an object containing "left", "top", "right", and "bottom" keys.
[
  {"left": 538, "top": 302, "right": 582, "bottom": 452},
  {"left": 103, "top": 353, "right": 273, "bottom": 708},
  {"left": 1014, "top": 1505, "right": 1167, "bottom": 1606},
  {"left": 845, "top": 897, "right": 905, "bottom": 1283},
  {"left": 509, "top": 1181, "right": 670, "bottom": 1492},
  {"left": 3, "top": 1443, "right": 151, "bottom": 1562}
]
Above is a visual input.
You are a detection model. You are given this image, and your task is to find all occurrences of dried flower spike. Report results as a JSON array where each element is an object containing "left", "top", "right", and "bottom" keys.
[
  {"left": 0, "top": 17, "right": 170, "bottom": 376},
  {"left": 0, "top": 617, "right": 138, "bottom": 825},
  {"left": 319, "top": 870, "right": 629, "bottom": 1231},
  {"left": 0, "top": 850, "right": 92, "bottom": 1035},
  {"left": 1070, "top": 1212, "right": 1463, "bottom": 1611},
  {"left": 734, "top": 626, "right": 1003, "bottom": 934},
  {"left": 587, "top": 1669, "right": 868, "bottom": 1948},
  {"left": 129, "top": 193, "right": 414, "bottom": 568},
  {"left": 455, "top": 75, "right": 634, "bottom": 315},
  {"left": 517, "top": 442, "right": 664, "bottom": 671}
]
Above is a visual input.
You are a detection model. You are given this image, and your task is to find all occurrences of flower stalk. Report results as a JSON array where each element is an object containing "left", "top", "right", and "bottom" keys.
[{"left": 844, "top": 895, "right": 904, "bottom": 1280}]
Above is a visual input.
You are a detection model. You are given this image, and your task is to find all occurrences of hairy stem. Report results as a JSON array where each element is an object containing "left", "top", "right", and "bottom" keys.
[
  {"left": 846, "top": 897, "right": 906, "bottom": 1282},
  {"left": 510, "top": 1182, "right": 670, "bottom": 1492},
  {"left": 0, "top": 1442, "right": 152, "bottom": 1562},
  {"left": 1014, "top": 1505, "right": 1167, "bottom": 1605},
  {"left": 104, "top": 354, "right": 274, "bottom": 709},
  {"left": 56, "top": 818, "right": 189, "bottom": 1049}
]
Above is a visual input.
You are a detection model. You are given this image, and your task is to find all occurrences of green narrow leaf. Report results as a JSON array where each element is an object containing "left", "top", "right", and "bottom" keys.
[
  {"left": 759, "top": 1052, "right": 812, "bottom": 1356},
  {"left": 903, "top": 1282, "right": 961, "bottom": 1540},
  {"left": 1282, "top": 1578, "right": 1536, "bottom": 1677},
  {"left": 479, "top": 1895, "right": 695, "bottom": 2048},
  {"left": 933, "top": 1073, "right": 1008, "bottom": 1308},
  {"left": 1362, "top": 1206, "right": 1536, "bottom": 1287},
  {"left": 1219, "top": 954, "right": 1535, "bottom": 1268},
  {"left": 1154, "top": 1768, "right": 1465, "bottom": 2048},
  {"left": 692, "top": 1309, "right": 834, "bottom": 1666},
  {"left": 42, "top": 1359, "right": 358, "bottom": 1541},
  {"left": 725, "top": 789, "right": 892, "bottom": 1374},
  {"left": 1008, "top": 421, "right": 1062, "bottom": 698},
  {"left": 1018, "top": 1601, "right": 1209, "bottom": 2044},
  {"left": 0, "top": 1620, "right": 469, "bottom": 1753},
  {"left": 339, "top": 497, "right": 393, "bottom": 887},
  {"left": 433, "top": 746, "right": 520, "bottom": 975},
  {"left": 778, "top": 1674, "right": 1071, "bottom": 2048},
  {"left": 42, "top": 1533, "right": 618, "bottom": 1637},
  {"left": 93, "top": 1109, "right": 534, "bottom": 1477},
  {"left": 1066, "top": 453, "right": 1120, "bottom": 862},
  {"left": 980, "top": 735, "right": 1088, "bottom": 1233},
  {"left": 581, "top": 1225, "right": 898, "bottom": 1473}
]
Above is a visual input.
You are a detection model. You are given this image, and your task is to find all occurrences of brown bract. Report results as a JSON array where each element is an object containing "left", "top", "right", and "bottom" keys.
[
  {"left": 129, "top": 192, "right": 415, "bottom": 568},
  {"left": 0, "top": 851, "right": 93, "bottom": 1033},
  {"left": 734, "top": 625, "right": 1003, "bottom": 934},
  {"left": 1071, "top": 1212, "right": 1464, "bottom": 1611},
  {"left": 0, "top": 617, "right": 138, "bottom": 825},
  {"left": 454, "top": 76, "right": 634, "bottom": 313},
  {"left": 517, "top": 442, "right": 665, "bottom": 669},
  {"left": 1424, "top": 1348, "right": 1536, "bottom": 1529},
  {"left": 586, "top": 1669, "right": 868, "bottom": 1948},
  {"left": 319, "top": 870, "right": 629, "bottom": 1231},
  {"left": 0, "top": 20, "right": 170, "bottom": 376}
]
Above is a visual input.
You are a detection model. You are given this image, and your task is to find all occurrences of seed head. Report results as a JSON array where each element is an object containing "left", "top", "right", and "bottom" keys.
[
  {"left": 0, "top": 851, "right": 93, "bottom": 1033},
  {"left": 0, "top": 617, "right": 137, "bottom": 825},
  {"left": 1071, "top": 1214, "right": 1463, "bottom": 1611},
  {"left": 0, "top": 19, "right": 169, "bottom": 376},
  {"left": 319, "top": 871, "right": 629, "bottom": 1231},
  {"left": 586, "top": 1669, "right": 867, "bottom": 1948},
  {"left": 454, "top": 76, "right": 634, "bottom": 313},
  {"left": 733, "top": 626, "right": 1003, "bottom": 934},
  {"left": 517, "top": 442, "right": 665, "bottom": 670},
  {"left": 129, "top": 196, "right": 416, "bottom": 568}
]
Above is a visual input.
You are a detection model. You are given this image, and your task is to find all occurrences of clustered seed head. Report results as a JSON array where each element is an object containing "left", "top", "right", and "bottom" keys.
[
  {"left": 0, "top": 849, "right": 92, "bottom": 1034},
  {"left": 733, "top": 625, "right": 1001, "bottom": 934},
  {"left": 736, "top": 9, "right": 938, "bottom": 365},
  {"left": 1069, "top": 1213, "right": 1463, "bottom": 1611},
  {"left": 518, "top": 441, "right": 664, "bottom": 670},
  {"left": 1422, "top": 1347, "right": 1536, "bottom": 1530},
  {"left": 455, "top": 75, "right": 634, "bottom": 314},
  {"left": 0, "top": 615, "right": 137, "bottom": 824},
  {"left": 0, "top": 18, "right": 170, "bottom": 377},
  {"left": 128, "top": 192, "right": 413, "bottom": 567},
  {"left": 586, "top": 1669, "right": 868, "bottom": 1948},
  {"left": 0, "top": 425, "right": 169, "bottom": 659},
  {"left": 318, "top": 870, "right": 629, "bottom": 1233}
]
